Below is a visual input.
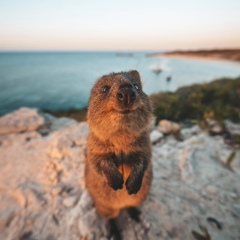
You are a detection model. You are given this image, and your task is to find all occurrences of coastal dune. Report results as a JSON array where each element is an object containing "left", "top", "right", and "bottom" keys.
[{"left": 0, "top": 107, "right": 240, "bottom": 239}]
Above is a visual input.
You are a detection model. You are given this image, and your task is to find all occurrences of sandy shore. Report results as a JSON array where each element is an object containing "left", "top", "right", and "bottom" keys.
[{"left": 149, "top": 49, "right": 240, "bottom": 63}]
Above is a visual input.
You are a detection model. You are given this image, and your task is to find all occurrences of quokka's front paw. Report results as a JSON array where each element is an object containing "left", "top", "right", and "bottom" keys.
[
  {"left": 107, "top": 171, "right": 124, "bottom": 191},
  {"left": 126, "top": 173, "right": 143, "bottom": 195}
]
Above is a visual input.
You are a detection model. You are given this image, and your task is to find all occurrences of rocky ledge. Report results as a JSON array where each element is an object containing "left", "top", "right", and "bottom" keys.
[{"left": 0, "top": 107, "right": 240, "bottom": 240}]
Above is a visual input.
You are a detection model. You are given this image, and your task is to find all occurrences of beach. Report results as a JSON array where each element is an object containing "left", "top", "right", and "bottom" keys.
[{"left": 149, "top": 49, "right": 240, "bottom": 63}]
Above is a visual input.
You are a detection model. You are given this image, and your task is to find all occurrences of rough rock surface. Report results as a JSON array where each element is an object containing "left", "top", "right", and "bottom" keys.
[
  {"left": 150, "top": 130, "right": 163, "bottom": 144},
  {"left": 0, "top": 107, "right": 45, "bottom": 134},
  {"left": 0, "top": 108, "right": 240, "bottom": 240},
  {"left": 158, "top": 119, "right": 180, "bottom": 134}
]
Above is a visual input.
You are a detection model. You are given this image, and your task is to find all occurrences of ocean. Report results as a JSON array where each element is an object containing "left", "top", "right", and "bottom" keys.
[{"left": 0, "top": 51, "right": 240, "bottom": 115}]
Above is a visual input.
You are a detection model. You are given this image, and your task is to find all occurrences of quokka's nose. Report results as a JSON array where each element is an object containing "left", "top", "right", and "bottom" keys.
[{"left": 117, "top": 87, "right": 136, "bottom": 106}]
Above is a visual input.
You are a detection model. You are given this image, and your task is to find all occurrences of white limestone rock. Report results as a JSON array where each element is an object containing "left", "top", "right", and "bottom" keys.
[
  {"left": 150, "top": 129, "right": 163, "bottom": 144},
  {"left": 0, "top": 107, "right": 44, "bottom": 134},
  {"left": 1, "top": 108, "right": 240, "bottom": 240}
]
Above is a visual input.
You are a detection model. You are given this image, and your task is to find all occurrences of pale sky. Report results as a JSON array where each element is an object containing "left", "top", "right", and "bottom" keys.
[{"left": 0, "top": 0, "right": 240, "bottom": 51}]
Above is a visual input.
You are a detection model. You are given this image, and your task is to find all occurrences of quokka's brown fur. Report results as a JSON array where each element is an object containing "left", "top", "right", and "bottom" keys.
[{"left": 85, "top": 70, "right": 153, "bottom": 219}]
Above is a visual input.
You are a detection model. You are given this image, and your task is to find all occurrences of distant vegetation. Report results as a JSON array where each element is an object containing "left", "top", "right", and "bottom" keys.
[
  {"left": 163, "top": 49, "right": 240, "bottom": 61},
  {"left": 148, "top": 49, "right": 240, "bottom": 62},
  {"left": 150, "top": 76, "right": 240, "bottom": 124}
]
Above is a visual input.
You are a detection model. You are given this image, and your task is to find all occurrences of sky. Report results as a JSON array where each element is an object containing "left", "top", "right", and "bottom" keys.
[{"left": 0, "top": 0, "right": 240, "bottom": 51}]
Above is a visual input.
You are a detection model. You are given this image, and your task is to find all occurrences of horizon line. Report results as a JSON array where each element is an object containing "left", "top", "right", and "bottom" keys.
[{"left": 1, "top": 47, "right": 240, "bottom": 53}]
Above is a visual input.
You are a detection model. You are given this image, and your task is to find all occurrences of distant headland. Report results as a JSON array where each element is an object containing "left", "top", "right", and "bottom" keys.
[{"left": 148, "top": 49, "right": 240, "bottom": 62}]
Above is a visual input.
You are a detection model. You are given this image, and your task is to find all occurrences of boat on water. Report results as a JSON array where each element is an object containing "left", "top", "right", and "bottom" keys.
[{"left": 151, "top": 64, "right": 162, "bottom": 74}]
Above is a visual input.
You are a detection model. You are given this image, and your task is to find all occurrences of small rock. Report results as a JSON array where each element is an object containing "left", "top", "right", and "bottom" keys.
[
  {"left": 150, "top": 130, "right": 163, "bottom": 144},
  {"left": 158, "top": 119, "right": 180, "bottom": 134},
  {"left": 232, "top": 204, "right": 240, "bottom": 218},
  {"left": 181, "top": 125, "right": 201, "bottom": 140},
  {"left": 206, "top": 119, "right": 223, "bottom": 135},
  {"left": 224, "top": 120, "right": 240, "bottom": 135},
  {"left": 63, "top": 196, "right": 78, "bottom": 208},
  {"left": 51, "top": 186, "right": 63, "bottom": 196},
  {"left": 229, "top": 192, "right": 238, "bottom": 199},
  {"left": 205, "top": 185, "right": 218, "bottom": 196},
  {"left": 0, "top": 108, "right": 44, "bottom": 134}
]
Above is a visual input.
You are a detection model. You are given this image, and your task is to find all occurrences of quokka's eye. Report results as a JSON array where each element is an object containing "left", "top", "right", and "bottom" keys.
[
  {"left": 103, "top": 86, "right": 110, "bottom": 93},
  {"left": 134, "top": 84, "right": 139, "bottom": 90}
]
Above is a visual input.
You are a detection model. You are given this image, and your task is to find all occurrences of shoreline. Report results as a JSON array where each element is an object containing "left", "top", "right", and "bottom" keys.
[
  {"left": 160, "top": 54, "right": 240, "bottom": 67},
  {"left": 148, "top": 49, "right": 240, "bottom": 65}
]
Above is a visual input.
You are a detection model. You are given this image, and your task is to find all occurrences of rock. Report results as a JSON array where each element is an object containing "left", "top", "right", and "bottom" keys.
[
  {"left": 0, "top": 108, "right": 240, "bottom": 240},
  {"left": 51, "top": 186, "right": 63, "bottom": 196},
  {"left": 150, "top": 130, "right": 163, "bottom": 144},
  {"left": 150, "top": 129, "right": 240, "bottom": 239},
  {"left": 78, "top": 208, "right": 108, "bottom": 240},
  {"left": 0, "top": 107, "right": 44, "bottom": 134},
  {"left": 158, "top": 119, "right": 180, "bottom": 134},
  {"left": 39, "top": 113, "right": 78, "bottom": 134},
  {"left": 224, "top": 120, "right": 240, "bottom": 135},
  {"left": 232, "top": 204, "right": 240, "bottom": 218},
  {"left": 63, "top": 196, "right": 79, "bottom": 208},
  {"left": 181, "top": 125, "right": 201, "bottom": 140},
  {"left": 46, "top": 122, "right": 88, "bottom": 159},
  {"left": 205, "top": 118, "right": 224, "bottom": 135},
  {"left": 0, "top": 108, "right": 89, "bottom": 240},
  {"left": 0, "top": 195, "right": 23, "bottom": 232}
]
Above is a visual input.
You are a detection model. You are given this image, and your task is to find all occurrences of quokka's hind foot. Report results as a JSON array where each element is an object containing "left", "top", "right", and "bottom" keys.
[
  {"left": 108, "top": 219, "right": 122, "bottom": 240},
  {"left": 127, "top": 207, "right": 141, "bottom": 222}
]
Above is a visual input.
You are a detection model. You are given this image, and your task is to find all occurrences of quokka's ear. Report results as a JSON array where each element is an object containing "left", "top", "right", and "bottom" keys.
[{"left": 128, "top": 70, "right": 142, "bottom": 89}]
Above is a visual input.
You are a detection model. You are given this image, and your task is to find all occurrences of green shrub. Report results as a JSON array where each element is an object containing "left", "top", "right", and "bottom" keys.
[{"left": 150, "top": 77, "right": 240, "bottom": 123}]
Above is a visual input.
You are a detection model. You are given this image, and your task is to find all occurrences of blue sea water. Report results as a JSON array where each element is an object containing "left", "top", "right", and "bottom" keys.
[{"left": 0, "top": 51, "right": 240, "bottom": 115}]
